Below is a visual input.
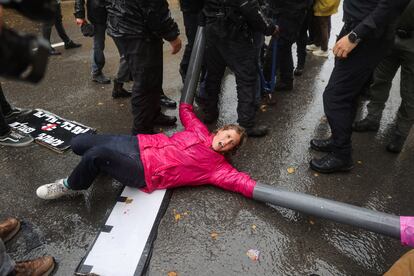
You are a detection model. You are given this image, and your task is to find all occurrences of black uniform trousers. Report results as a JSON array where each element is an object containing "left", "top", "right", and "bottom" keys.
[
  {"left": 264, "top": 10, "right": 307, "bottom": 84},
  {"left": 204, "top": 28, "right": 259, "bottom": 128},
  {"left": 323, "top": 26, "right": 393, "bottom": 158},
  {"left": 42, "top": 3, "right": 70, "bottom": 45},
  {"left": 113, "top": 37, "right": 162, "bottom": 134},
  {"left": 0, "top": 84, "right": 12, "bottom": 136}
]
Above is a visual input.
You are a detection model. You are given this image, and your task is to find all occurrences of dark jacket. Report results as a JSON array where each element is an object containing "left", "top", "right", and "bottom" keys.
[
  {"left": 179, "top": 0, "right": 204, "bottom": 13},
  {"left": 344, "top": 0, "right": 410, "bottom": 39},
  {"left": 106, "top": 0, "right": 179, "bottom": 41},
  {"left": 74, "top": 0, "right": 107, "bottom": 24},
  {"left": 203, "top": 0, "right": 276, "bottom": 37}
]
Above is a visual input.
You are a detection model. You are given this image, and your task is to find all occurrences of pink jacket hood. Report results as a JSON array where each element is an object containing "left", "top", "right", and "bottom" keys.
[{"left": 136, "top": 103, "right": 256, "bottom": 198}]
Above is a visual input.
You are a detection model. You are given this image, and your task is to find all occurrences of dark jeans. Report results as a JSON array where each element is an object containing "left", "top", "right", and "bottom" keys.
[
  {"left": 42, "top": 3, "right": 70, "bottom": 45},
  {"left": 0, "top": 84, "right": 12, "bottom": 136},
  {"left": 296, "top": 7, "right": 312, "bottom": 67},
  {"left": 112, "top": 38, "right": 131, "bottom": 83},
  {"left": 264, "top": 10, "right": 306, "bottom": 83},
  {"left": 113, "top": 37, "right": 163, "bottom": 134},
  {"left": 313, "top": 16, "right": 331, "bottom": 51},
  {"left": 204, "top": 28, "right": 260, "bottom": 128},
  {"left": 67, "top": 134, "right": 146, "bottom": 190},
  {"left": 92, "top": 23, "right": 106, "bottom": 75},
  {"left": 323, "top": 26, "right": 394, "bottom": 158}
]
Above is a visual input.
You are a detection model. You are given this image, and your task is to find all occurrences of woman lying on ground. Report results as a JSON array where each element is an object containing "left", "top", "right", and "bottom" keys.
[{"left": 36, "top": 103, "right": 257, "bottom": 200}]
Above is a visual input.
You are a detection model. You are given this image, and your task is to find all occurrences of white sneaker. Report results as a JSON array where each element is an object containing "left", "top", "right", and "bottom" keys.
[
  {"left": 306, "top": 44, "right": 320, "bottom": 51},
  {"left": 312, "top": 49, "right": 329, "bottom": 57},
  {"left": 36, "top": 179, "right": 76, "bottom": 200}
]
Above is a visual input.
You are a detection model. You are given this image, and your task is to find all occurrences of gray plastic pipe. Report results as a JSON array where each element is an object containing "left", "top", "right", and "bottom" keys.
[
  {"left": 179, "top": 26, "right": 414, "bottom": 248},
  {"left": 180, "top": 26, "right": 206, "bottom": 104}
]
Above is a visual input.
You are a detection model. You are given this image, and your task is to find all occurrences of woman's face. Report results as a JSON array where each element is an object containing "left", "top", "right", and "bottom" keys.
[{"left": 212, "top": 129, "right": 241, "bottom": 153}]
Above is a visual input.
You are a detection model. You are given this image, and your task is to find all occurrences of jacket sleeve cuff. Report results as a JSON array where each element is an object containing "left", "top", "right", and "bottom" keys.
[{"left": 353, "top": 23, "right": 372, "bottom": 40}]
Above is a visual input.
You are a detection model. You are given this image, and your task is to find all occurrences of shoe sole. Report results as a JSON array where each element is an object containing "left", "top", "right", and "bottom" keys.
[
  {"left": 2, "top": 220, "right": 21, "bottom": 242},
  {"left": 310, "top": 143, "right": 332, "bottom": 153},
  {"left": 310, "top": 163, "right": 354, "bottom": 174}
]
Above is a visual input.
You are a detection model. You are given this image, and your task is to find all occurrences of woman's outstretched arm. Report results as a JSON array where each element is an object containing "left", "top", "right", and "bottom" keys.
[{"left": 179, "top": 103, "right": 209, "bottom": 135}]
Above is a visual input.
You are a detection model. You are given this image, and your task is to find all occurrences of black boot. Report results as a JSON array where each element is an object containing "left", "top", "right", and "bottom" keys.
[
  {"left": 245, "top": 125, "right": 269, "bottom": 137},
  {"left": 64, "top": 40, "right": 82, "bottom": 49},
  {"left": 386, "top": 133, "right": 406, "bottom": 153},
  {"left": 310, "top": 138, "right": 333, "bottom": 152},
  {"left": 310, "top": 153, "right": 354, "bottom": 173},
  {"left": 294, "top": 66, "right": 304, "bottom": 76},
  {"left": 112, "top": 80, "right": 132, "bottom": 98},
  {"left": 352, "top": 118, "right": 380, "bottom": 132},
  {"left": 154, "top": 112, "right": 177, "bottom": 126},
  {"left": 160, "top": 94, "right": 177, "bottom": 108}
]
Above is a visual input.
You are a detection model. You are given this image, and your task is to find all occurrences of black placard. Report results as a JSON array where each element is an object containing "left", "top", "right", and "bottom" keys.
[{"left": 9, "top": 109, "right": 96, "bottom": 153}]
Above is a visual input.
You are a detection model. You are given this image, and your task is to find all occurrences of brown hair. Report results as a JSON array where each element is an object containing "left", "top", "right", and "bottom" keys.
[{"left": 214, "top": 124, "right": 247, "bottom": 154}]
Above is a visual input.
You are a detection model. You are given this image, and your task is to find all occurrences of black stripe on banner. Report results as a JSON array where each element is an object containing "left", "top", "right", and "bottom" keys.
[
  {"left": 101, "top": 225, "right": 113, "bottom": 233},
  {"left": 118, "top": 196, "right": 128, "bottom": 202}
]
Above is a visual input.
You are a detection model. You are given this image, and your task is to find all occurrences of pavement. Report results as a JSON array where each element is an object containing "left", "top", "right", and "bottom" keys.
[{"left": 1, "top": 2, "right": 413, "bottom": 276}]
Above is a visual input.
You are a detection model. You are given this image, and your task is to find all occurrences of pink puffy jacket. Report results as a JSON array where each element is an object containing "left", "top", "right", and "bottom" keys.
[{"left": 136, "top": 103, "right": 256, "bottom": 198}]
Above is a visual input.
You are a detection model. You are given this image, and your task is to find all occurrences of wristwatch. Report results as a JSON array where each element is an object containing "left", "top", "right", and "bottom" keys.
[{"left": 348, "top": 31, "right": 361, "bottom": 44}]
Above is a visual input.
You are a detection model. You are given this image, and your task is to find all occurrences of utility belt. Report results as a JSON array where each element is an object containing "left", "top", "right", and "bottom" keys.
[
  {"left": 396, "top": 29, "right": 413, "bottom": 39},
  {"left": 203, "top": 8, "right": 252, "bottom": 41}
]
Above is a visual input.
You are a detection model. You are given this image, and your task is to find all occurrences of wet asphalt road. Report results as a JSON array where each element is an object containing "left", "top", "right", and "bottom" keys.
[{"left": 1, "top": 1, "right": 414, "bottom": 275}]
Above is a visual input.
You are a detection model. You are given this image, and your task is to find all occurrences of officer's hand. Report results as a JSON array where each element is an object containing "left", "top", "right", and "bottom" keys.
[
  {"left": 75, "top": 18, "right": 86, "bottom": 26},
  {"left": 333, "top": 35, "right": 357, "bottom": 59},
  {"left": 169, "top": 37, "right": 182, "bottom": 55}
]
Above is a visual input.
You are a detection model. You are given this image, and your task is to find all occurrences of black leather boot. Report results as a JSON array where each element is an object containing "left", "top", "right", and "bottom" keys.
[
  {"left": 245, "top": 125, "right": 269, "bottom": 137},
  {"left": 154, "top": 112, "right": 177, "bottom": 126},
  {"left": 386, "top": 133, "right": 406, "bottom": 153},
  {"left": 112, "top": 80, "right": 132, "bottom": 98},
  {"left": 310, "top": 153, "right": 354, "bottom": 173},
  {"left": 352, "top": 118, "right": 380, "bottom": 132},
  {"left": 310, "top": 138, "right": 333, "bottom": 152},
  {"left": 160, "top": 94, "right": 177, "bottom": 108}
]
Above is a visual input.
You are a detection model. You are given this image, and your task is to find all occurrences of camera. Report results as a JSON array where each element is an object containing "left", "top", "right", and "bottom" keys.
[{"left": 0, "top": 0, "right": 57, "bottom": 83}]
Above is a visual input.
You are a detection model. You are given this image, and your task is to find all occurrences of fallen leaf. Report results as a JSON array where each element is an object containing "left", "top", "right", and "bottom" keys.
[
  {"left": 174, "top": 213, "right": 181, "bottom": 222},
  {"left": 167, "top": 272, "right": 178, "bottom": 276},
  {"left": 120, "top": 104, "right": 124, "bottom": 107},
  {"left": 287, "top": 167, "right": 295, "bottom": 174},
  {"left": 314, "top": 173, "right": 319, "bottom": 177},
  {"left": 125, "top": 198, "right": 133, "bottom": 204},
  {"left": 251, "top": 224, "right": 257, "bottom": 230},
  {"left": 357, "top": 160, "right": 363, "bottom": 164},
  {"left": 309, "top": 220, "right": 315, "bottom": 225},
  {"left": 97, "top": 102, "right": 104, "bottom": 106},
  {"left": 246, "top": 249, "right": 260, "bottom": 261},
  {"left": 211, "top": 232, "right": 218, "bottom": 240}
]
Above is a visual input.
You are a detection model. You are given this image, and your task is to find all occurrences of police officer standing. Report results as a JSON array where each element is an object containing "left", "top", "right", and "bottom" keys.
[
  {"left": 352, "top": 0, "right": 414, "bottom": 153},
  {"left": 202, "top": 0, "right": 278, "bottom": 137},
  {"left": 265, "top": 0, "right": 309, "bottom": 91},
  {"left": 310, "top": 0, "right": 410, "bottom": 173},
  {"left": 106, "top": 0, "right": 181, "bottom": 135}
]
